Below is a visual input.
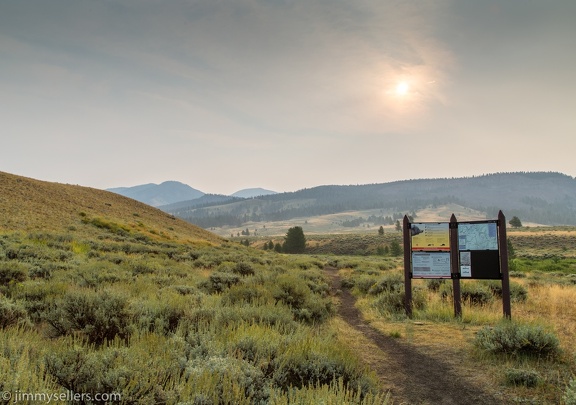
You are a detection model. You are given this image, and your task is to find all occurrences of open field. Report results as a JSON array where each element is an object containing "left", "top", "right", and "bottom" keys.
[{"left": 2, "top": 172, "right": 576, "bottom": 403}]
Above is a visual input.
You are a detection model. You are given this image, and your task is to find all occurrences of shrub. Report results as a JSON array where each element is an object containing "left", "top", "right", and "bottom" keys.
[
  {"left": 0, "top": 297, "right": 30, "bottom": 328},
  {"left": 0, "top": 262, "right": 28, "bottom": 284},
  {"left": 353, "top": 275, "right": 378, "bottom": 295},
  {"left": 367, "top": 273, "right": 403, "bottom": 295},
  {"left": 221, "top": 285, "right": 270, "bottom": 306},
  {"left": 232, "top": 262, "right": 255, "bottom": 276},
  {"left": 505, "top": 368, "right": 540, "bottom": 387},
  {"left": 474, "top": 322, "right": 561, "bottom": 358},
  {"left": 374, "top": 287, "right": 426, "bottom": 315},
  {"left": 204, "top": 272, "right": 241, "bottom": 293},
  {"left": 485, "top": 280, "right": 528, "bottom": 303},
  {"left": 185, "top": 356, "right": 268, "bottom": 403},
  {"left": 45, "top": 290, "right": 132, "bottom": 345},
  {"left": 461, "top": 282, "right": 493, "bottom": 306},
  {"left": 273, "top": 274, "right": 309, "bottom": 310},
  {"left": 426, "top": 279, "right": 446, "bottom": 292},
  {"left": 563, "top": 378, "right": 576, "bottom": 405},
  {"left": 440, "top": 282, "right": 493, "bottom": 306}
]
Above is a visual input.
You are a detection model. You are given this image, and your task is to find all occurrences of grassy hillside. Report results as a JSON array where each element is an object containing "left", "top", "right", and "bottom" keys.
[
  {"left": 0, "top": 171, "right": 221, "bottom": 244},
  {"left": 0, "top": 171, "right": 389, "bottom": 403}
]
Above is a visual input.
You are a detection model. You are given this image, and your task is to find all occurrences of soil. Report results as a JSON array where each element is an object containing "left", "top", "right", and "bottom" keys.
[{"left": 324, "top": 267, "right": 503, "bottom": 405}]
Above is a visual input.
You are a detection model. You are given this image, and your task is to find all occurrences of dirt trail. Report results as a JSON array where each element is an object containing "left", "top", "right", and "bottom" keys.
[{"left": 325, "top": 267, "right": 501, "bottom": 405}]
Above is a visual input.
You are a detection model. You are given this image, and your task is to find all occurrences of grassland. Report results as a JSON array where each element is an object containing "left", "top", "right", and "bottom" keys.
[{"left": 1, "top": 171, "right": 575, "bottom": 404}]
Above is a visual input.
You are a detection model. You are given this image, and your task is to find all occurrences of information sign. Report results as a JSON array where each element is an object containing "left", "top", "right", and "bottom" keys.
[
  {"left": 411, "top": 222, "right": 450, "bottom": 251},
  {"left": 412, "top": 251, "right": 451, "bottom": 278}
]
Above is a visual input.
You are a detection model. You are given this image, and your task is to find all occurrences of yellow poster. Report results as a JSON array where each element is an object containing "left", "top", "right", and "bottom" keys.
[{"left": 411, "top": 222, "right": 450, "bottom": 251}]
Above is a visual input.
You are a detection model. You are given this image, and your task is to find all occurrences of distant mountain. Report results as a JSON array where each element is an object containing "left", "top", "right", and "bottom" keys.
[
  {"left": 164, "top": 172, "right": 576, "bottom": 228},
  {"left": 108, "top": 181, "right": 204, "bottom": 207},
  {"left": 232, "top": 188, "right": 277, "bottom": 198}
]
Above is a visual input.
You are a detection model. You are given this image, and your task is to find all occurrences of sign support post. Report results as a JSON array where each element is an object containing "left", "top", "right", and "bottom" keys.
[
  {"left": 449, "top": 214, "right": 462, "bottom": 318},
  {"left": 498, "top": 210, "right": 512, "bottom": 319},
  {"left": 403, "top": 215, "right": 413, "bottom": 318}
]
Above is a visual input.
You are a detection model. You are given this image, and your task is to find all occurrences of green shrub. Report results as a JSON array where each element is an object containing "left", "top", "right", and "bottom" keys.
[
  {"left": 426, "top": 279, "right": 446, "bottom": 292},
  {"left": 368, "top": 273, "right": 403, "bottom": 295},
  {"left": 233, "top": 262, "right": 255, "bottom": 276},
  {"left": 505, "top": 368, "right": 540, "bottom": 387},
  {"left": 461, "top": 282, "right": 493, "bottom": 306},
  {"left": 374, "top": 288, "right": 426, "bottom": 315},
  {"left": 45, "top": 290, "right": 132, "bottom": 345},
  {"left": 440, "top": 282, "right": 493, "bottom": 306},
  {"left": 0, "top": 262, "right": 28, "bottom": 284},
  {"left": 185, "top": 356, "right": 268, "bottom": 403},
  {"left": 474, "top": 322, "right": 561, "bottom": 358},
  {"left": 353, "top": 275, "right": 378, "bottom": 294},
  {"left": 0, "top": 297, "right": 30, "bottom": 328},
  {"left": 221, "top": 285, "right": 270, "bottom": 306},
  {"left": 273, "top": 274, "right": 309, "bottom": 310},
  {"left": 563, "top": 378, "right": 576, "bottom": 405},
  {"left": 204, "top": 272, "right": 241, "bottom": 293},
  {"left": 485, "top": 280, "right": 528, "bottom": 302}
]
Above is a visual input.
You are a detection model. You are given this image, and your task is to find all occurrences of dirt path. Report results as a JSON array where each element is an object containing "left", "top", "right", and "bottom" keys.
[{"left": 325, "top": 267, "right": 502, "bottom": 405}]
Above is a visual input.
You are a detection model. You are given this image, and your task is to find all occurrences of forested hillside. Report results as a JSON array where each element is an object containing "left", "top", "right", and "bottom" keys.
[{"left": 164, "top": 172, "right": 576, "bottom": 227}]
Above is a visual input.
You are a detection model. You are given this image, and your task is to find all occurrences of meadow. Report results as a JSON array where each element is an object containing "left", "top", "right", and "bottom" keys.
[
  {"left": 0, "top": 221, "right": 390, "bottom": 404},
  {"left": 1, "top": 202, "right": 576, "bottom": 403}
]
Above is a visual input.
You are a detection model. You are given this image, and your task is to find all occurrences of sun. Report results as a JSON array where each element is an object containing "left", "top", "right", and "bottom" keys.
[{"left": 395, "top": 81, "right": 410, "bottom": 96}]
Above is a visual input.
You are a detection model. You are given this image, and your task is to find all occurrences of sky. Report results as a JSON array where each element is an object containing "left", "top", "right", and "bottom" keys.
[{"left": 1, "top": 0, "right": 575, "bottom": 195}]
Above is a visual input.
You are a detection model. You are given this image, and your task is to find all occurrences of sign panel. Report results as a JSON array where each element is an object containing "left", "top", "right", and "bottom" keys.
[
  {"left": 411, "top": 222, "right": 450, "bottom": 251},
  {"left": 412, "top": 251, "right": 451, "bottom": 278},
  {"left": 458, "top": 222, "right": 498, "bottom": 251},
  {"left": 458, "top": 221, "right": 501, "bottom": 279}
]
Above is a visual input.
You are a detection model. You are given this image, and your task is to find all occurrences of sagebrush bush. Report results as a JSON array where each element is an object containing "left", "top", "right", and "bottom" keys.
[
  {"left": 374, "top": 287, "right": 426, "bottom": 315},
  {"left": 233, "top": 262, "right": 255, "bottom": 276},
  {"left": 474, "top": 322, "right": 561, "bottom": 358},
  {"left": 563, "top": 378, "right": 576, "bottom": 405},
  {"left": 440, "top": 282, "right": 494, "bottom": 306},
  {"left": 204, "top": 271, "right": 241, "bottom": 293},
  {"left": 368, "top": 273, "right": 403, "bottom": 295},
  {"left": 0, "top": 262, "right": 28, "bottom": 284},
  {"left": 485, "top": 280, "right": 528, "bottom": 302},
  {"left": 0, "top": 296, "right": 30, "bottom": 328},
  {"left": 45, "top": 290, "right": 132, "bottom": 345},
  {"left": 505, "top": 368, "right": 540, "bottom": 387}
]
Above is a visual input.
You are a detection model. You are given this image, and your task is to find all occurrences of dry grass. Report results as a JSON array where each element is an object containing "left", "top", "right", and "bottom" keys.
[{"left": 0, "top": 171, "right": 222, "bottom": 244}]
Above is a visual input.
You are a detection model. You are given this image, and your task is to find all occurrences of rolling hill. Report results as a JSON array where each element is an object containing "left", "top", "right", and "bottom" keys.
[
  {"left": 0, "top": 171, "right": 222, "bottom": 244},
  {"left": 163, "top": 172, "right": 576, "bottom": 229}
]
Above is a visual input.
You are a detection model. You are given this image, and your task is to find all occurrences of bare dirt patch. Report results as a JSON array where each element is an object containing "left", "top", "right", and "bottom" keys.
[{"left": 325, "top": 267, "right": 504, "bottom": 405}]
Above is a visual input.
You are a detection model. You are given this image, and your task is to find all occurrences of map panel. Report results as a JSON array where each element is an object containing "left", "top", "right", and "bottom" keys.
[{"left": 458, "top": 222, "right": 498, "bottom": 251}]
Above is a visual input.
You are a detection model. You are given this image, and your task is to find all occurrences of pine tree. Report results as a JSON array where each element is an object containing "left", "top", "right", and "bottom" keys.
[{"left": 283, "top": 226, "right": 306, "bottom": 253}]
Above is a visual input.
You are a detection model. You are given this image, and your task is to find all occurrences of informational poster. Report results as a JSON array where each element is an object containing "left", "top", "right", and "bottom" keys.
[
  {"left": 460, "top": 252, "right": 472, "bottom": 277},
  {"left": 412, "top": 251, "right": 451, "bottom": 278},
  {"left": 411, "top": 222, "right": 450, "bottom": 251},
  {"left": 458, "top": 222, "right": 498, "bottom": 251},
  {"left": 458, "top": 221, "right": 501, "bottom": 279}
]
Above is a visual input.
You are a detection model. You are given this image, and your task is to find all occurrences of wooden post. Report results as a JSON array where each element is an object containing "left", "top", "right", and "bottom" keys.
[
  {"left": 403, "top": 215, "right": 413, "bottom": 318},
  {"left": 499, "top": 210, "right": 512, "bottom": 319},
  {"left": 450, "top": 214, "right": 462, "bottom": 318}
]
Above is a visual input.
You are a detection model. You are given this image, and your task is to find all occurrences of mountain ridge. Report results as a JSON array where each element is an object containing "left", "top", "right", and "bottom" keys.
[{"left": 162, "top": 172, "right": 576, "bottom": 228}]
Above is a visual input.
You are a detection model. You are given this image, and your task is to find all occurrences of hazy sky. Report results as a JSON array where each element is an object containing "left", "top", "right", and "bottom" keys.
[{"left": 1, "top": 1, "right": 575, "bottom": 195}]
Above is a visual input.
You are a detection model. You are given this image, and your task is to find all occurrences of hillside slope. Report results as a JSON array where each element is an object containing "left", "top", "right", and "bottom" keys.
[
  {"left": 167, "top": 172, "right": 576, "bottom": 228},
  {"left": 0, "top": 171, "right": 222, "bottom": 244}
]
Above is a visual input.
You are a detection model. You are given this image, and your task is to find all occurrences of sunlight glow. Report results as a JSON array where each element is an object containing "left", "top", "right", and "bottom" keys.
[{"left": 395, "top": 81, "right": 409, "bottom": 96}]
